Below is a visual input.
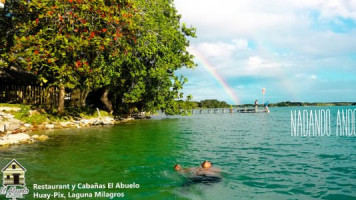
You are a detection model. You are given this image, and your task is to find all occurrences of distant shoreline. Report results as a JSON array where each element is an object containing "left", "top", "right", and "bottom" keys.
[
  {"left": 244, "top": 102, "right": 356, "bottom": 108},
  {"left": 189, "top": 100, "right": 356, "bottom": 109}
]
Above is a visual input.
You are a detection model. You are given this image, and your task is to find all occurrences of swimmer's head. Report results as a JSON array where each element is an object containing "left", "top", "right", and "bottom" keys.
[
  {"left": 174, "top": 164, "right": 182, "bottom": 171},
  {"left": 201, "top": 160, "right": 212, "bottom": 169}
]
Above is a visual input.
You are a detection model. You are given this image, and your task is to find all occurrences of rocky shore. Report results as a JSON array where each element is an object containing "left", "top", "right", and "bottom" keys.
[{"left": 0, "top": 106, "right": 134, "bottom": 147}]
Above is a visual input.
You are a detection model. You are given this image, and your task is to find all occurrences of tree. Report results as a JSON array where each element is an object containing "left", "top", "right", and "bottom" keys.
[
  {"left": 199, "top": 99, "right": 230, "bottom": 108},
  {"left": 1, "top": 0, "right": 196, "bottom": 116},
  {"left": 110, "top": 0, "right": 196, "bottom": 115},
  {"left": 2, "top": 0, "right": 135, "bottom": 114}
]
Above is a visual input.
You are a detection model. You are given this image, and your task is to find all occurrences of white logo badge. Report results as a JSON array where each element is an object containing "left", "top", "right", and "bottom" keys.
[{"left": 1, "top": 159, "right": 29, "bottom": 200}]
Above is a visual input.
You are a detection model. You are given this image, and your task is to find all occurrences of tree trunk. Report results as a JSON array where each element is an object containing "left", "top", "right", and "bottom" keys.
[
  {"left": 101, "top": 87, "right": 113, "bottom": 113},
  {"left": 58, "top": 84, "right": 65, "bottom": 115},
  {"left": 80, "top": 89, "right": 89, "bottom": 108}
]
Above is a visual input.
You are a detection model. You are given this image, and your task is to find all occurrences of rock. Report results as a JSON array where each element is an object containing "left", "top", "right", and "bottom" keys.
[
  {"left": 102, "top": 117, "right": 115, "bottom": 125},
  {"left": 19, "top": 127, "right": 28, "bottom": 132},
  {"left": 0, "top": 119, "right": 21, "bottom": 132},
  {"left": 133, "top": 112, "right": 148, "bottom": 119},
  {"left": 29, "top": 110, "right": 41, "bottom": 116},
  {"left": 32, "top": 135, "right": 39, "bottom": 139},
  {"left": 0, "top": 124, "right": 5, "bottom": 132},
  {"left": 0, "top": 140, "right": 9, "bottom": 146},
  {"left": 37, "top": 135, "right": 49, "bottom": 141},
  {"left": 93, "top": 119, "right": 104, "bottom": 126},
  {"left": 120, "top": 117, "right": 135, "bottom": 123},
  {"left": 24, "top": 123, "right": 32, "bottom": 128},
  {"left": 8, "top": 133, "right": 31, "bottom": 142},
  {"left": 8, "top": 121, "right": 21, "bottom": 130},
  {"left": 59, "top": 122, "right": 71, "bottom": 127},
  {"left": 0, "top": 133, "right": 31, "bottom": 146},
  {"left": 45, "top": 124, "right": 55, "bottom": 129},
  {"left": 102, "top": 120, "right": 114, "bottom": 125},
  {"left": 0, "top": 112, "right": 15, "bottom": 119},
  {"left": 0, "top": 107, "right": 20, "bottom": 112},
  {"left": 80, "top": 119, "right": 90, "bottom": 125},
  {"left": 37, "top": 124, "right": 45, "bottom": 129}
]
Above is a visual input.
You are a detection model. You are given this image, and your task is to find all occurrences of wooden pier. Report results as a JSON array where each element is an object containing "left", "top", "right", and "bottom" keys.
[{"left": 190, "top": 108, "right": 268, "bottom": 114}]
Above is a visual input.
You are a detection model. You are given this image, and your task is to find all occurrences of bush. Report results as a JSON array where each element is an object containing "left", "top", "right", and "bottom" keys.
[{"left": 14, "top": 106, "right": 48, "bottom": 125}]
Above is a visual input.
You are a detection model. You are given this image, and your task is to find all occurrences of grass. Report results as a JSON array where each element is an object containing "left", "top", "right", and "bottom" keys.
[
  {"left": 13, "top": 106, "right": 48, "bottom": 125},
  {"left": 0, "top": 103, "right": 27, "bottom": 108},
  {"left": 0, "top": 104, "right": 113, "bottom": 125}
]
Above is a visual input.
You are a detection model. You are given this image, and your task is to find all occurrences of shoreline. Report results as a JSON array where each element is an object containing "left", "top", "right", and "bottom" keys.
[{"left": 0, "top": 106, "right": 136, "bottom": 147}]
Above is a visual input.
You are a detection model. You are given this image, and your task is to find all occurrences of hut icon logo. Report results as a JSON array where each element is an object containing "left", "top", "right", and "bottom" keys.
[
  {"left": 1, "top": 159, "right": 29, "bottom": 200},
  {"left": 2, "top": 159, "right": 26, "bottom": 186}
]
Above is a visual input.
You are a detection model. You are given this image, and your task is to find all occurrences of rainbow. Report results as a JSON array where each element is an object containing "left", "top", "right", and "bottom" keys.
[{"left": 188, "top": 47, "right": 240, "bottom": 105}]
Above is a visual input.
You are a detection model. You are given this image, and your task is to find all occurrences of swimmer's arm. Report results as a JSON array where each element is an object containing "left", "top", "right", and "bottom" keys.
[
  {"left": 182, "top": 167, "right": 196, "bottom": 173},
  {"left": 209, "top": 168, "right": 222, "bottom": 173}
]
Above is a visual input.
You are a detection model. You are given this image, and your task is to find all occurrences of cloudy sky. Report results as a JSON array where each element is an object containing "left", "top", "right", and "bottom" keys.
[{"left": 175, "top": 0, "right": 356, "bottom": 104}]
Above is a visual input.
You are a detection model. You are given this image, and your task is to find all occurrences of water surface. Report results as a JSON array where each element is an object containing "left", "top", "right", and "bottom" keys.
[{"left": 1, "top": 106, "right": 356, "bottom": 199}]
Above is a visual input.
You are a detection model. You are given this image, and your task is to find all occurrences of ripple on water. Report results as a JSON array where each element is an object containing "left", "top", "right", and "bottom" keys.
[
  {"left": 2, "top": 106, "right": 356, "bottom": 199},
  {"left": 324, "top": 193, "right": 356, "bottom": 200}
]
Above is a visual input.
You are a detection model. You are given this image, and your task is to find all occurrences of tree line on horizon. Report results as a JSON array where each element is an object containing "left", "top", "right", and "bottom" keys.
[
  {"left": 0, "top": 0, "right": 196, "bottom": 116},
  {"left": 269, "top": 101, "right": 356, "bottom": 107},
  {"left": 237, "top": 101, "right": 356, "bottom": 107},
  {"left": 184, "top": 100, "right": 356, "bottom": 109}
]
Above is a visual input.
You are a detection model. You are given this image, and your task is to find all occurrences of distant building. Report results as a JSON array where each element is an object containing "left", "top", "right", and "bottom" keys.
[{"left": 2, "top": 159, "right": 26, "bottom": 186}]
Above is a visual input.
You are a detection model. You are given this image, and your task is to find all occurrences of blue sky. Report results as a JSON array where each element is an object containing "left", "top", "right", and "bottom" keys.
[{"left": 175, "top": 0, "right": 356, "bottom": 104}]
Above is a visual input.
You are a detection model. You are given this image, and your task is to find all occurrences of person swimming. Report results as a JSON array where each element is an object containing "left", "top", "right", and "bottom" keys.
[
  {"left": 174, "top": 161, "right": 222, "bottom": 185},
  {"left": 174, "top": 164, "right": 182, "bottom": 171},
  {"left": 195, "top": 161, "right": 221, "bottom": 177},
  {"left": 202, "top": 160, "right": 212, "bottom": 168}
]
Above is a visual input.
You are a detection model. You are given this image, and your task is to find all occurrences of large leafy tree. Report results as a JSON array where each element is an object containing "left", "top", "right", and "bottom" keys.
[
  {"left": 2, "top": 0, "right": 135, "bottom": 114},
  {"left": 1, "top": 0, "right": 196, "bottom": 116},
  {"left": 110, "top": 0, "right": 196, "bottom": 115}
]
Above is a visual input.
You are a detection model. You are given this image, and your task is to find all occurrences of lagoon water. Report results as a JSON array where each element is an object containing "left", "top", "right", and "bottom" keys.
[{"left": 1, "top": 106, "right": 356, "bottom": 199}]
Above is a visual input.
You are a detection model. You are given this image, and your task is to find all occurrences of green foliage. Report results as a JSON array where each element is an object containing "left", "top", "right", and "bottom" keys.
[
  {"left": 11, "top": 105, "right": 112, "bottom": 124},
  {"left": 199, "top": 99, "right": 230, "bottom": 108},
  {"left": 110, "top": 0, "right": 196, "bottom": 115},
  {"left": 14, "top": 106, "right": 30, "bottom": 119},
  {"left": 1, "top": 0, "right": 196, "bottom": 116},
  {"left": 263, "top": 101, "right": 355, "bottom": 107},
  {"left": 0, "top": 103, "right": 27, "bottom": 108},
  {"left": 14, "top": 106, "right": 48, "bottom": 124},
  {"left": 24, "top": 114, "right": 49, "bottom": 125},
  {"left": 3, "top": 0, "right": 135, "bottom": 89}
]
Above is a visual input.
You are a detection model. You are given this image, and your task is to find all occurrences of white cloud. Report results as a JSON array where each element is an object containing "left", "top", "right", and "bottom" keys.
[
  {"left": 295, "top": 73, "right": 318, "bottom": 80},
  {"left": 175, "top": 0, "right": 301, "bottom": 36},
  {"left": 293, "top": 0, "right": 356, "bottom": 19},
  {"left": 242, "top": 56, "right": 280, "bottom": 75},
  {"left": 195, "top": 39, "right": 249, "bottom": 58},
  {"left": 196, "top": 42, "right": 235, "bottom": 57},
  {"left": 176, "top": 0, "right": 356, "bottom": 103},
  {"left": 232, "top": 39, "right": 249, "bottom": 49}
]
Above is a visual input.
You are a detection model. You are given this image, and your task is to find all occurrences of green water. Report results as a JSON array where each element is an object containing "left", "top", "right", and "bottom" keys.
[{"left": 1, "top": 106, "right": 356, "bottom": 199}]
